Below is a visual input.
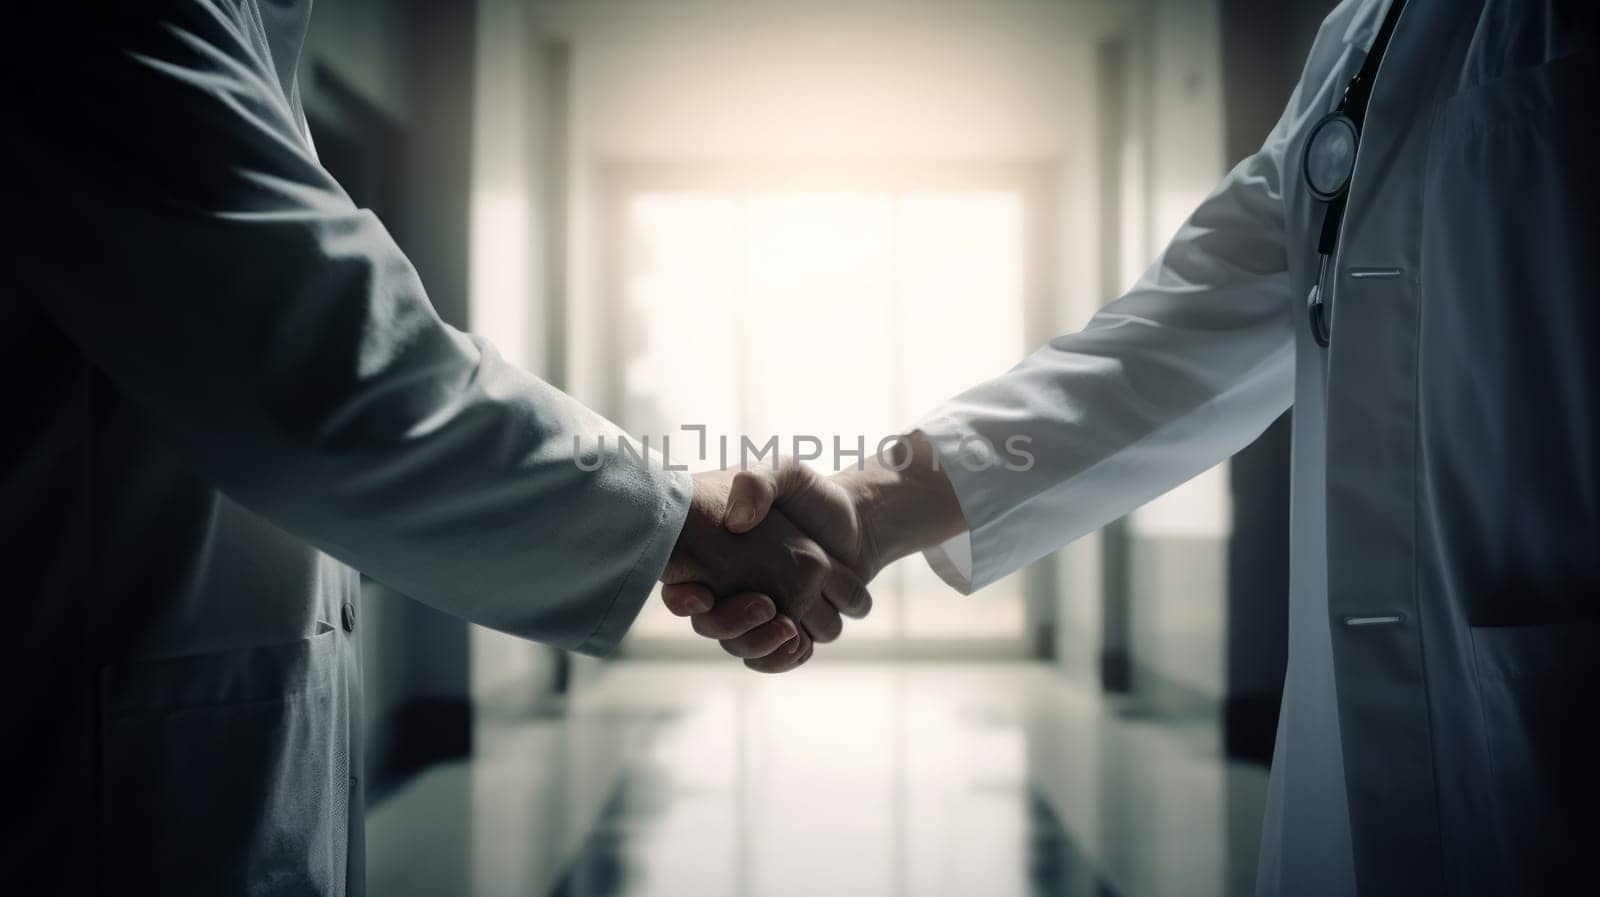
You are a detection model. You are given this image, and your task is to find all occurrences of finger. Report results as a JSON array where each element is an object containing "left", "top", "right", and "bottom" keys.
[
  {"left": 719, "top": 615, "right": 800, "bottom": 659},
  {"left": 745, "top": 629, "right": 813, "bottom": 674},
  {"left": 796, "top": 593, "right": 844, "bottom": 644},
  {"left": 724, "top": 468, "right": 777, "bottom": 533},
  {"left": 823, "top": 564, "right": 872, "bottom": 619},
  {"left": 660, "top": 582, "right": 714, "bottom": 616},
  {"left": 744, "top": 629, "right": 808, "bottom": 673},
  {"left": 690, "top": 592, "right": 776, "bottom": 640},
  {"left": 726, "top": 462, "right": 821, "bottom": 533}
]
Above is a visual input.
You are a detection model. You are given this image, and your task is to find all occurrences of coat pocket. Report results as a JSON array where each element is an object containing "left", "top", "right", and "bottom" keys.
[
  {"left": 99, "top": 623, "right": 345, "bottom": 896},
  {"left": 1435, "top": 50, "right": 1596, "bottom": 142},
  {"left": 1469, "top": 620, "right": 1600, "bottom": 895}
]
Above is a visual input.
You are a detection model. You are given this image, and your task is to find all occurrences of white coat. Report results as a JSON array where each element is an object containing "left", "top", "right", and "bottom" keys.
[
  {"left": 916, "top": 2, "right": 1598, "bottom": 895},
  {"left": 1, "top": 2, "right": 691, "bottom": 894}
]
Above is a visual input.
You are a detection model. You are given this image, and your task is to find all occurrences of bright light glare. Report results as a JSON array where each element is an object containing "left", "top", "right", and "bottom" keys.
[{"left": 623, "top": 188, "right": 1026, "bottom": 645}]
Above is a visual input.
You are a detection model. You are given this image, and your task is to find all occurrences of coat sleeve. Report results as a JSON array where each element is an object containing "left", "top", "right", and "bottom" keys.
[
  {"left": 2, "top": 3, "right": 689, "bottom": 654},
  {"left": 913, "top": 10, "right": 1359, "bottom": 593}
]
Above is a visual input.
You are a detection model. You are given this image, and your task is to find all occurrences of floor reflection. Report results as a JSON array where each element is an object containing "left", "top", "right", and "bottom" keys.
[
  {"left": 368, "top": 663, "right": 1267, "bottom": 897},
  {"left": 550, "top": 749, "right": 1117, "bottom": 897}
]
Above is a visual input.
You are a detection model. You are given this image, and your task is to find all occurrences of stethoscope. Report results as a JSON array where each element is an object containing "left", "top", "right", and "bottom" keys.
[{"left": 1302, "top": 0, "right": 1407, "bottom": 348}]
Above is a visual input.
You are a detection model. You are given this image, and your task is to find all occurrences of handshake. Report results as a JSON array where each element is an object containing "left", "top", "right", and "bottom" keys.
[{"left": 659, "top": 432, "right": 966, "bottom": 673}]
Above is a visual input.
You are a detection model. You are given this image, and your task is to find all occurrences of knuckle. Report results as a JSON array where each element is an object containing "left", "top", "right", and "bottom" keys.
[
  {"left": 741, "top": 593, "right": 777, "bottom": 619},
  {"left": 777, "top": 459, "right": 816, "bottom": 489}
]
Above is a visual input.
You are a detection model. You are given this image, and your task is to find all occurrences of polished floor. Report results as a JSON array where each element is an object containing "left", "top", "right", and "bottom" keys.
[{"left": 368, "top": 663, "right": 1269, "bottom": 897}]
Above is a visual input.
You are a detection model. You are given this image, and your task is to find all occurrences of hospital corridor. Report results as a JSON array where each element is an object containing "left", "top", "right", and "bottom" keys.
[{"left": 335, "top": 4, "right": 1310, "bottom": 893}]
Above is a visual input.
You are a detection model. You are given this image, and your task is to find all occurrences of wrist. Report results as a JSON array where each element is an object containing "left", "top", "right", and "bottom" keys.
[
  {"left": 840, "top": 431, "right": 966, "bottom": 573},
  {"left": 662, "top": 470, "right": 726, "bottom": 583}
]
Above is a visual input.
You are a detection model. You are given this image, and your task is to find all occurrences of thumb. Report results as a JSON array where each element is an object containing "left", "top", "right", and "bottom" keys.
[
  {"left": 725, "top": 462, "right": 817, "bottom": 533},
  {"left": 724, "top": 467, "right": 777, "bottom": 533}
]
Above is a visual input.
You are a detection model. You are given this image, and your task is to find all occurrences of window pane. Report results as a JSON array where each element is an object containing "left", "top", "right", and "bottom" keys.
[
  {"left": 618, "top": 185, "right": 1028, "bottom": 648},
  {"left": 742, "top": 193, "right": 898, "bottom": 449},
  {"left": 624, "top": 194, "right": 744, "bottom": 441},
  {"left": 898, "top": 191, "right": 1025, "bottom": 415}
]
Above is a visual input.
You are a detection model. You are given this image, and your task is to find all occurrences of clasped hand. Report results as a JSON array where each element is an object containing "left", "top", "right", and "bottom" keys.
[
  {"left": 660, "top": 433, "right": 967, "bottom": 673},
  {"left": 660, "top": 462, "right": 879, "bottom": 673}
]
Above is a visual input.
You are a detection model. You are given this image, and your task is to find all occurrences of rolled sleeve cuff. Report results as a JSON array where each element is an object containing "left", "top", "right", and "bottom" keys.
[
  {"left": 912, "top": 415, "right": 1011, "bottom": 594},
  {"left": 571, "top": 466, "right": 694, "bottom": 656},
  {"left": 923, "top": 531, "right": 976, "bottom": 594}
]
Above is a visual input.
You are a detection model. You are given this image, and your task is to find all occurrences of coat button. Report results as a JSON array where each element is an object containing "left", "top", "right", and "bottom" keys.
[{"left": 341, "top": 602, "right": 357, "bottom": 633}]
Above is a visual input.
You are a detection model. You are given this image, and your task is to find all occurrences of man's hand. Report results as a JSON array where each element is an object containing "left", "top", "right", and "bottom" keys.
[
  {"left": 666, "top": 433, "right": 967, "bottom": 671},
  {"left": 661, "top": 467, "right": 873, "bottom": 673}
]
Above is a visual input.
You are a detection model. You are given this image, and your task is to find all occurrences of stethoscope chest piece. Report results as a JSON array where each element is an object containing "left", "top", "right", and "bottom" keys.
[
  {"left": 1304, "top": 112, "right": 1359, "bottom": 203},
  {"left": 1298, "top": 0, "right": 1409, "bottom": 351}
]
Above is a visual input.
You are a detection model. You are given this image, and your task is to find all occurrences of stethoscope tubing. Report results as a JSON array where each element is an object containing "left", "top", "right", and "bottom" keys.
[{"left": 1304, "top": 0, "right": 1408, "bottom": 349}]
